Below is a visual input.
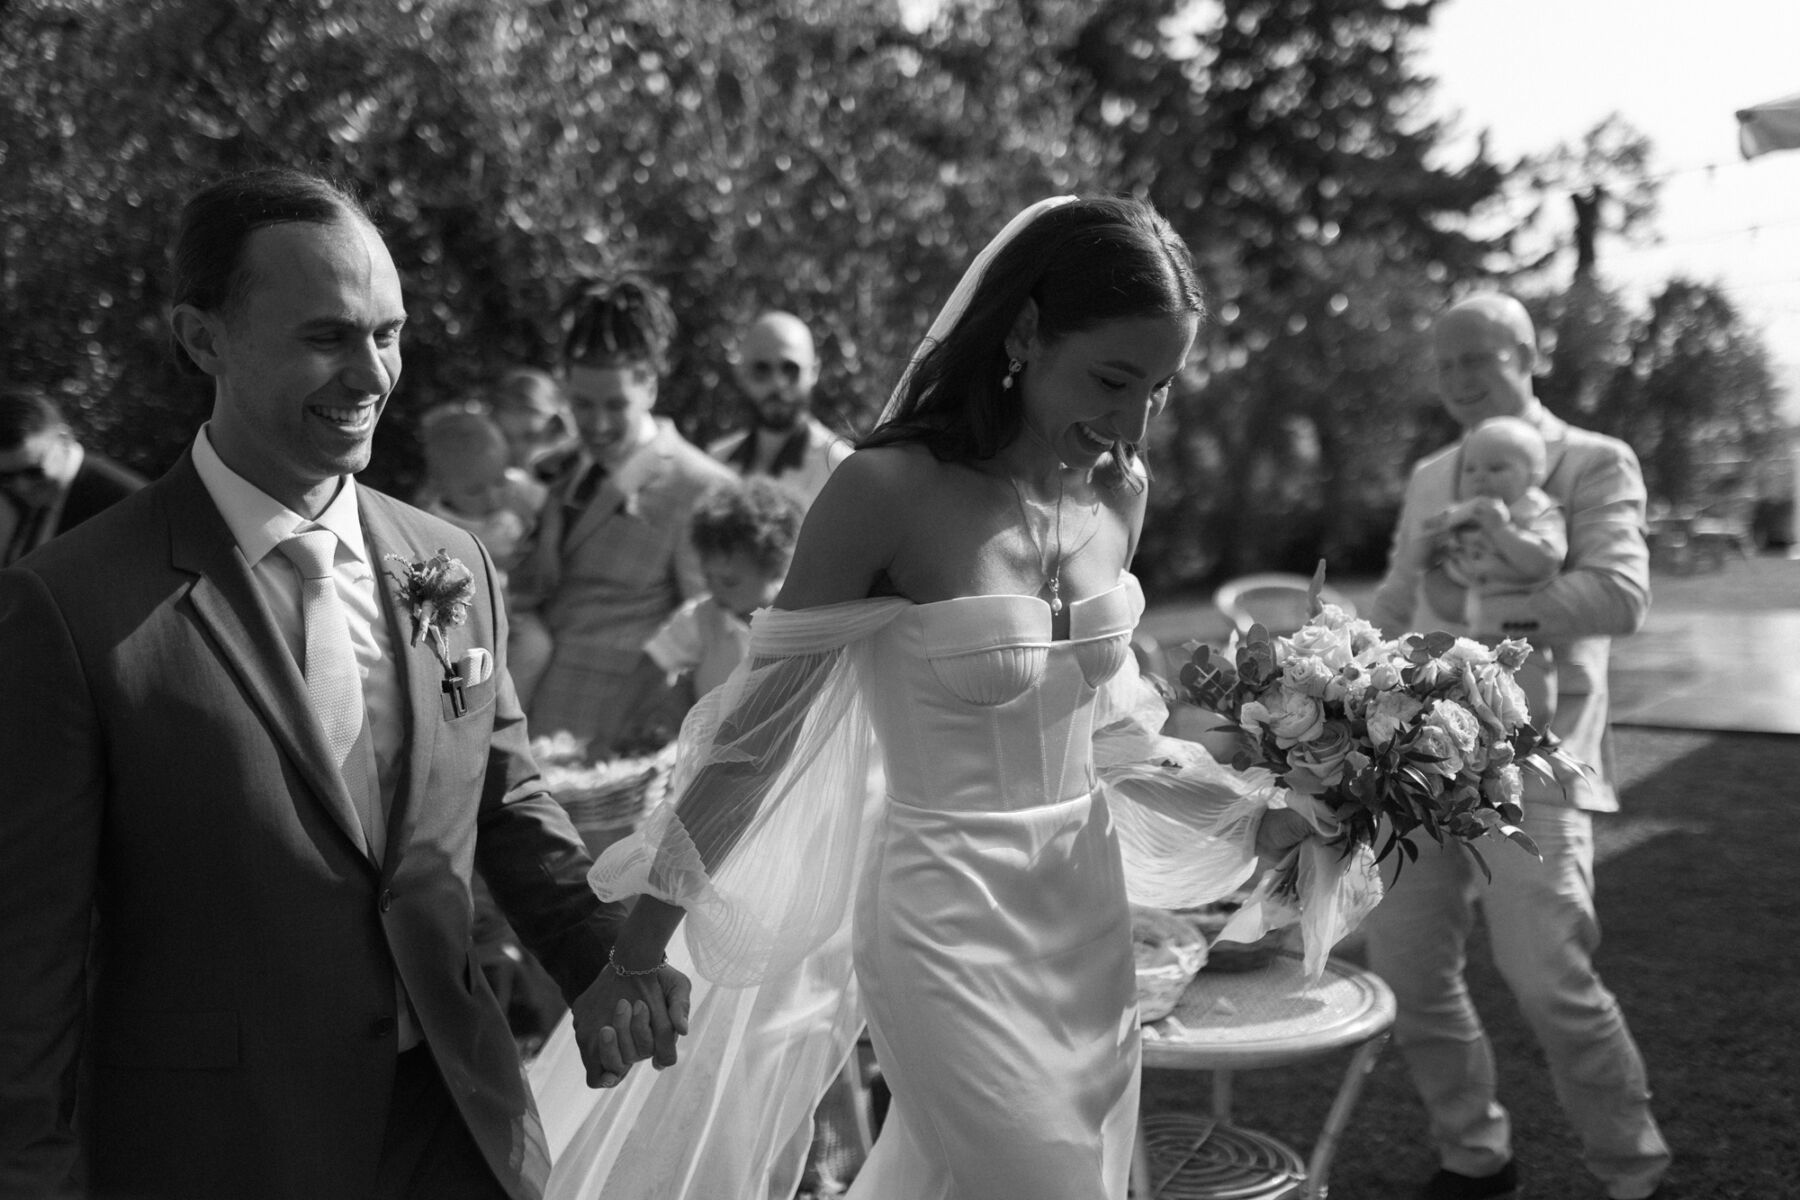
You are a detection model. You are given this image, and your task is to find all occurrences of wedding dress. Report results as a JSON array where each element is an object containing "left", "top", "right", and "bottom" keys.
[{"left": 533, "top": 574, "right": 1286, "bottom": 1199}]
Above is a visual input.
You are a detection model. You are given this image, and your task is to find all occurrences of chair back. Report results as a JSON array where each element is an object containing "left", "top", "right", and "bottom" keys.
[{"left": 1212, "top": 572, "right": 1356, "bottom": 638}]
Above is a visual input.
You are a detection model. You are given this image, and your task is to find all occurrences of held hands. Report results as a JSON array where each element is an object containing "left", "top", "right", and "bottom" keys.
[{"left": 570, "top": 958, "right": 693, "bottom": 1089}]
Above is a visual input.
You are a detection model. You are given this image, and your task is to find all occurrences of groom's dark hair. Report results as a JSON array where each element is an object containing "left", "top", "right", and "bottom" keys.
[
  {"left": 863, "top": 196, "right": 1202, "bottom": 489},
  {"left": 168, "top": 166, "right": 375, "bottom": 376}
]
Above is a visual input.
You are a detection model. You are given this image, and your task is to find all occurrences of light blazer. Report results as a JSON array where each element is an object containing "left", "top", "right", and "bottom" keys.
[
  {"left": 518, "top": 418, "right": 738, "bottom": 659},
  {"left": 0, "top": 453, "right": 619, "bottom": 1199},
  {"left": 1369, "top": 407, "right": 1651, "bottom": 810}
]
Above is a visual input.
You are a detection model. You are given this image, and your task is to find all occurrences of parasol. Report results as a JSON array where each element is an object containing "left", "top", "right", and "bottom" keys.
[{"left": 1737, "top": 91, "right": 1800, "bottom": 159}]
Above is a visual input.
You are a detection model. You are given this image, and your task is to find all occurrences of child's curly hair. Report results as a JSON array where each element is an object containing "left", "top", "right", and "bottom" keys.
[{"left": 688, "top": 477, "right": 806, "bottom": 575}]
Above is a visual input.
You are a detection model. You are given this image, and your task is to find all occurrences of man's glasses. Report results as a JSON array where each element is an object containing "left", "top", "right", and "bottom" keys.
[{"left": 748, "top": 359, "right": 803, "bottom": 384}]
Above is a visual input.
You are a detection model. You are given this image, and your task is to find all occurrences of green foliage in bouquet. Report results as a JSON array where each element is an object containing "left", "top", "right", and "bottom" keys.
[{"left": 1179, "top": 564, "right": 1546, "bottom": 881}]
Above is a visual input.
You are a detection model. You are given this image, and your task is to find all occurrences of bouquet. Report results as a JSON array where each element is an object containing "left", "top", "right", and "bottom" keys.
[{"left": 1177, "top": 565, "right": 1583, "bottom": 978}]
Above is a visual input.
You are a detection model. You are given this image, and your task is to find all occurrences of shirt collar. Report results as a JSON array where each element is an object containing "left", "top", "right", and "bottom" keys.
[{"left": 191, "top": 425, "right": 369, "bottom": 569}]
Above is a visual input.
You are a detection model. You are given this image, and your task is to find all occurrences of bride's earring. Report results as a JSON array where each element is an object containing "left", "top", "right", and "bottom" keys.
[{"left": 1001, "top": 357, "right": 1024, "bottom": 390}]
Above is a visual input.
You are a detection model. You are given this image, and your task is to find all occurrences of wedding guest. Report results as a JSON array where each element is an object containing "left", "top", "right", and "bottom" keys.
[
  {"left": 708, "top": 310, "right": 852, "bottom": 507},
  {"left": 518, "top": 274, "right": 737, "bottom": 757},
  {"left": 493, "top": 366, "right": 581, "bottom": 484},
  {"left": 643, "top": 475, "right": 803, "bottom": 715},
  {"left": 0, "top": 387, "right": 146, "bottom": 566},
  {"left": 0, "top": 167, "right": 687, "bottom": 1200},
  {"left": 417, "top": 401, "right": 555, "bottom": 708},
  {"left": 1420, "top": 413, "right": 1567, "bottom": 719},
  {"left": 1366, "top": 292, "right": 1670, "bottom": 1200},
  {"left": 530, "top": 196, "right": 1321, "bottom": 1200}
]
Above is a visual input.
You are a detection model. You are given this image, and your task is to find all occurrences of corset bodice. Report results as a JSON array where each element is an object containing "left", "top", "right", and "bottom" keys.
[{"left": 864, "top": 574, "right": 1143, "bottom": 812}]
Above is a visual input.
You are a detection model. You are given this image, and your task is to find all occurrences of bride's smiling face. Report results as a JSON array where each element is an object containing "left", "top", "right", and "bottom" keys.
[{"left": 1013, "top": 310, "right": 1198, "bottom": 467}]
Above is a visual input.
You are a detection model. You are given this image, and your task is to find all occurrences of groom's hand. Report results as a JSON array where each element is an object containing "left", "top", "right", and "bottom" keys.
[{"left": 570, "top": 963, "right": 693, "bottom": 1088}]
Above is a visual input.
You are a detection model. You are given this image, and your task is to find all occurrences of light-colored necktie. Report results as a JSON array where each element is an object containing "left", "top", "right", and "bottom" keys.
[{"left": 276, "top": 529, "right": 381, "bottom": 856}]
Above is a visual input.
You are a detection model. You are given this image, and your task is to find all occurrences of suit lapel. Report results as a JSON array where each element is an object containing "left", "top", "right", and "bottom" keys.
[
  {"left": 359, "top": 488, "right": 439, "bottom": 866},
  {"left": 562, "top": 474, "right": 628, "bottom": 554},
  {"left": 164, "top": 457, "right": 374, "bottom": 862}
]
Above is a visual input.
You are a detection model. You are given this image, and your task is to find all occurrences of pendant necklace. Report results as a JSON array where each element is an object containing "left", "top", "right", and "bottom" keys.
[{"left": 1010, "top": 472, "right": 1100, "bottom": 616}]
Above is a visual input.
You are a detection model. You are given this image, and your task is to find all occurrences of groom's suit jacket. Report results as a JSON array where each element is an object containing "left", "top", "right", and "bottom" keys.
[
  {"left": 0, "top": 452, "right": 620, "bottom": 1199},
  {"left": 1369, "top": 406, "right": 1651, "bottom": 811}
]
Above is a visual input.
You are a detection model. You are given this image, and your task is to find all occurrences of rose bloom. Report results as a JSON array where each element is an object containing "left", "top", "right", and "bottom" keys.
[
  {"left": 1366, "top": 690, "right": 1425, "bottom": 749},
  {"left": 1284, "top": 720, "right": 1360, "bottom": 792},
  {"left": 1282, "top": 655, "right": 1337, "bottom": 698},
  {"left": 1415, "top": 699, "right": 1482, "bottom": 777},
  {"left": 1482, "top": 762, "right": 1524, "bottom": 809},
  {"left": 1240, "top": 688, "right": 1326, "bottom": 747},
  {"left": 1285, "top": 621, "right": 1358, "bottom": 670},
  {"left": 1367, "top": 658, "right": 1404, "bottom": 692},
  {"left": 1474, "top": 664, "right": 1531, "bottom": 729}
]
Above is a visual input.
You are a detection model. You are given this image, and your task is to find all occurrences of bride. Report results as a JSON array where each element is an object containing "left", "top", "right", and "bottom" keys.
[{"left": 532, "top": 196, "right": 1331, "bottom": 1199}]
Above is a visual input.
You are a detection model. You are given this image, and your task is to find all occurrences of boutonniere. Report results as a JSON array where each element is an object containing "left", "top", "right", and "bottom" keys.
[
  {"left": 386, "top": 549, "right": 477, "bottom": 716},
  {"left": 618, "top": 490, "right": 641, "bottom": 519}
]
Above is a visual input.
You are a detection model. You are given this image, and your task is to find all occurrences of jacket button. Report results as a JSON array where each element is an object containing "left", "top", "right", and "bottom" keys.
[
  {"left": 378, "top": 889, "right": 394, "bottom": 913},
  {"left": 370, "top": 1015, "right": 396, "bottom": 1039}
]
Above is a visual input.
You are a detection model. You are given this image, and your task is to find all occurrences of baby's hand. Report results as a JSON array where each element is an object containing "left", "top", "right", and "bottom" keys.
[{"left": 1462, "top": 497, "right": 1511, "bottom": 530}]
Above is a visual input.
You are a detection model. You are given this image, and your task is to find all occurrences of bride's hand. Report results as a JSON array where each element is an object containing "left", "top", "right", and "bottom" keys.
[
  {"left": 570, "top": 961, "right": 693, "bottom": 1088},
  {"left": 1253, "top": 807, "right": 1313, "bottom": 865}
]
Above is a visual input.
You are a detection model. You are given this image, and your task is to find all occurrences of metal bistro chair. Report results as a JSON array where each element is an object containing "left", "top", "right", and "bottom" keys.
[{"left": 1212, "top": 572, "right": 1356, "bottom": 640}]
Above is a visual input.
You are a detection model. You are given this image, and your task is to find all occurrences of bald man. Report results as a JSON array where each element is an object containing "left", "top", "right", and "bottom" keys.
[
  {"left": 708, "top": 311, "right": 851, "bottom": 507},
  {"left": 1365, "top": 293, "right": 1670, "bottom": 1200}
]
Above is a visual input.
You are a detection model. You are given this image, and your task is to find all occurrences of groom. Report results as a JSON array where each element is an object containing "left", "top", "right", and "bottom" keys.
[{"left": 0, "top": 168, "right": 687, "bottom": 1199}]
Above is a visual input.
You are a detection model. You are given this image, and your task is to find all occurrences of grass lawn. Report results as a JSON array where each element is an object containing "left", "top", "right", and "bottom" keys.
[{"left": 1141, "top": 554, "right": 1800, "bottom": 1197}]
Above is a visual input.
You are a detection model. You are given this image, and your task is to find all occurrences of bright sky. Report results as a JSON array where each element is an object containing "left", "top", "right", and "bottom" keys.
[{"left": 1419, "top": 0, "right": 1800, "bottom": 411}]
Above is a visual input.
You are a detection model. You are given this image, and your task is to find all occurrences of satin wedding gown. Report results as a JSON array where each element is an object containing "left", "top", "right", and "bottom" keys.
[{"left": 534, "top": 574, "right": 1281, "bottom": 1199}]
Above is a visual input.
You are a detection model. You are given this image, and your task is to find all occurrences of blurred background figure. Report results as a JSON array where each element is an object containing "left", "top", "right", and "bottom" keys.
[
  {"left": 710, "top": 311, "right": 852, "bottom": 508},
  {"left": 417, "top": 400, "right": 555, "bottom": 708},
  {"left": 1, "top": 387, "right": 146, "bottom": 566},
  {"left": 519, "top": 274, "right": 737, "bottom": 757},
  {"left": 492, "top": 366, "right": 581, "bottom": 485}
]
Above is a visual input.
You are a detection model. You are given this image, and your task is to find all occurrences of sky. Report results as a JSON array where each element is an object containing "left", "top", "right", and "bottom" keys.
[{"left": 1418, "top": 0, "right": 1800, "bottom": 411}]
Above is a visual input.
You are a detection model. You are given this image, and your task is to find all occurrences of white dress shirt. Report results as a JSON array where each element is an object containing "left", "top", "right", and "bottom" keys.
[{"left": 192, "top": 428, "right": 404, "bottom": 809}]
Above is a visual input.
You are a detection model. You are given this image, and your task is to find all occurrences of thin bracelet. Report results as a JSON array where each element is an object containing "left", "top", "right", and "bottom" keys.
[{"left": 608, "top": 946, "right": 667, "bottom": 978}]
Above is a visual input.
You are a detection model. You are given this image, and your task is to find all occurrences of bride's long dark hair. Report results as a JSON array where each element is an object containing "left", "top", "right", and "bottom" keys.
[{"left": 862, "top": 197, "right": 1202, "bottom": 488}]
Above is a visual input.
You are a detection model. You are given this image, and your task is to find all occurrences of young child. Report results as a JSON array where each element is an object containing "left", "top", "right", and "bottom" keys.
[
  {"left": 622, "top": 477, "right": 806, "bottom": 749},
  {"left": 1424, "top": 414, "right": 1567, "bottom": 721},
  {"left": 417, "top": 402, "right": 556, "bottom": 707},
  {"left": 491, "top": 367, "right": 580, "bottom": 484}
]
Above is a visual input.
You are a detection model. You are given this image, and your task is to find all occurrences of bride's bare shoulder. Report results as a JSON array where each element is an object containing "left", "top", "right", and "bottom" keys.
[{"left": 779, "top": 444, "right": 940, "bottom": 605}]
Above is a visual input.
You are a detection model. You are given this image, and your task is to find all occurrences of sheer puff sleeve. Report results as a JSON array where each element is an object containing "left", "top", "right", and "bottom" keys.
[{"left": 587, "top": 598, "right": 909, "bottom": 986}]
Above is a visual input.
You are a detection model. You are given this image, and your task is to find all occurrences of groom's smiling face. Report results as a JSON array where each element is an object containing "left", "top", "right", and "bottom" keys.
[{"left": 198, "top": 216, "right": 407, "bottom": 516}]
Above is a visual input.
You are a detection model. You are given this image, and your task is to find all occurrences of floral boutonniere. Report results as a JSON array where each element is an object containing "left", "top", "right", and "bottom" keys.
[{"left": 386, "top": 549, "right": 477, "bottom": 715}]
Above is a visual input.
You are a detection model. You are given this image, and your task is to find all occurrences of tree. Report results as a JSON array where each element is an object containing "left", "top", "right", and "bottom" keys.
[{"left": 1594, "top": 279, "right": 1786, "bottom": 512}]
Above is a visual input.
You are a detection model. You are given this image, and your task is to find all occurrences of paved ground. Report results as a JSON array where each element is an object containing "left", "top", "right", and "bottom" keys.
[{"left": 1141, "top": 551, "right": 1800, "bottom": 735}]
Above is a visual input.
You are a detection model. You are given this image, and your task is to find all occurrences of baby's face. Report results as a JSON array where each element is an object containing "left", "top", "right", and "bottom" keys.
[
  {"left": 430, "top": 446, "right": 510, "bottom": 518},
  {"left": 1460, "top": 441, "right": 1533, "bottom": 502},
  {"left": 702, "top": 549, "right": 786, "bottom": 619}
]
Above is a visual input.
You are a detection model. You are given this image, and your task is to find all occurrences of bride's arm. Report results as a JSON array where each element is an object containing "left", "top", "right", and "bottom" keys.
[{"left": 577, "top": 453, "right": 909, "bottom": 1080}]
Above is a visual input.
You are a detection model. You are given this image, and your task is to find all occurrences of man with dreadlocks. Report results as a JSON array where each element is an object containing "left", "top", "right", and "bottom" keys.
[{"left": 517, "top": 274, "right": 736, "bottom": 760}]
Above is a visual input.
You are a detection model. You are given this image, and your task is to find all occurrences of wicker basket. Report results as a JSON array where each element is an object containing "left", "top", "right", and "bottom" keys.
[{"left": 535, "top": 737, "right": 678, "bottom": 843}]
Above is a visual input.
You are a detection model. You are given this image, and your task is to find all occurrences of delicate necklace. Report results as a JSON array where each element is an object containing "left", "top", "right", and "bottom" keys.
[{"left": 1009, "top": 471, "right": 1100, "bottom": 616}]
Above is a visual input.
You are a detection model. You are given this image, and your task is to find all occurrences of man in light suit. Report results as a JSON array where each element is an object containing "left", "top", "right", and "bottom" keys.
[
  {"left": 518, "top": 276, "right": 738, "bottom": 758},
  {"left": 0, "top": 169, "right": 688, "bottom": 1200},
  {"left": 1365, "top": 293, "right": 1671, "bottom": 1200}
]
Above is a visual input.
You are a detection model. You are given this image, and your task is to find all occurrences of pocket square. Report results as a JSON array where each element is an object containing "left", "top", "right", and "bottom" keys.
[{"left": 457, "top": 647, "right": 494, "bottom": 686}]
